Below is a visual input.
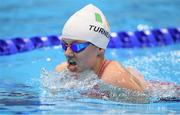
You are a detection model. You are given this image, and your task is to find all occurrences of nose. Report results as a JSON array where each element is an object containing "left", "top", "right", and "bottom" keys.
[{"left": 64, "top": 47, "right": 74, "bottom": 57}]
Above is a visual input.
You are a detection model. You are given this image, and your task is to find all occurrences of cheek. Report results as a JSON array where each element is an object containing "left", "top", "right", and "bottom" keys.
[{"left": 78, "top": 48, "right": 98, "bottom": 67}]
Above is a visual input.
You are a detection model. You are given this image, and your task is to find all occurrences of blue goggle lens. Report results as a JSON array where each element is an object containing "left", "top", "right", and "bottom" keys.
[{"left": 61, "top": 42, "right": 90, "bottom": 53}]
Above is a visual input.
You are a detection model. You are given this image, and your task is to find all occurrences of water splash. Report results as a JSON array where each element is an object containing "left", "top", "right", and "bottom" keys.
[
  {"left": 40, "top": 67, "right": 180, "bottom": 104},
  {"left": 40, "top": 68, "right": 151, "bottom": 103},
  {"left": 145, "top": 81, "right": 180, "bottom": 102},
  {"left": 40, "top": 68, "right": 100, "bottom": 91},
  {"left": 123, "top": 47, "right": 180, "bottom": 83}
]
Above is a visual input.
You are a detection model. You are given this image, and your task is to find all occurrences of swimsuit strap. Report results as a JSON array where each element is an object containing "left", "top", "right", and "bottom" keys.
[{"left": 98, "top": 60, "right": 112, "bottom": 78}]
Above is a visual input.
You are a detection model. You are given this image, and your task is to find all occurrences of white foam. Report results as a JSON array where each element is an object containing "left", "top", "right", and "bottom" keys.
[
  {"left": 40, "top": 68, "right": 150, "bottom": 103},
  {"left": 40, "top": 68, "right": 100, "bottom": 92}
]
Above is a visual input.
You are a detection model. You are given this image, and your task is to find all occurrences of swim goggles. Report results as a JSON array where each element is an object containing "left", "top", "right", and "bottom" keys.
[{"left": 61, "top": 41, "right": 91, "bottom": 53}]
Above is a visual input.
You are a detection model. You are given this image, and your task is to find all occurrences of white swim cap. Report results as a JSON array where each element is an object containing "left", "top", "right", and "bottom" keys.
[{"left": 61, "top": 4, "right": 110, "bottom": 49}]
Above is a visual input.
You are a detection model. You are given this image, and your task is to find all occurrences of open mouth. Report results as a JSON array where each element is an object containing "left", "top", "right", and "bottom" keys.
[
  {"left": 67, "top": 59, "right": 78, "bottom": 72},
  {"left": 68, "top": 59, "right": 77, "bottom": 65}
]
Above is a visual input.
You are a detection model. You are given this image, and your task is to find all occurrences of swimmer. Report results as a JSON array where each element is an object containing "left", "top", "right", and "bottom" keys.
[{"left": 55, "top": 4, "right": 146, "bottom": 92}]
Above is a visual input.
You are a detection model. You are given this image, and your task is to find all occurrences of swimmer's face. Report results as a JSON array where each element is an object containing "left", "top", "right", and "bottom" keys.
[{"left": 62, "top": 38, "right": 100, "bottom": 73}]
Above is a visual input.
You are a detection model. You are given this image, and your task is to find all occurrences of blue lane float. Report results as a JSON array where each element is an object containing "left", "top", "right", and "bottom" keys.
[{"left": 0, "top": 27, "right": 179, "bottom": 56}]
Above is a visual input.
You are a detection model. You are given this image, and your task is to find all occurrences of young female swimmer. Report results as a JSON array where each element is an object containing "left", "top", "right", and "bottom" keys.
[{"left": 55, "top": 4, "right": 179, "bottom": 101}]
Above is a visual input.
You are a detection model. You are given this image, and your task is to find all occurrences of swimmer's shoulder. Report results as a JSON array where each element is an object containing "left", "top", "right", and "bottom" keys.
[
  {"left": 101, "top": 60, "right": 124, "bottom": 79},
  {"left": 104, "top": 60, "right": 124, "bottom": 71},
  {"left": 103, "top": 60, "right": 146, "bottom": 91},
  {"left": 55, "top": 62, "right": 67, "bottom": 72},
  {"left": 105, "top": 60, "right": 140, "bottom": 73}
]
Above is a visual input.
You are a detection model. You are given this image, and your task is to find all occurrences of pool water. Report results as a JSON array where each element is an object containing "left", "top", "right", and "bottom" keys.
[
  {"left": 0, "top": 0, "right": 180, "bottom": 114},
  {"left": 0, "top": 43, "right": 179, "bottom": 114},
  {"left": 0, "top": 0, "right": 180, "bottom": 38}
]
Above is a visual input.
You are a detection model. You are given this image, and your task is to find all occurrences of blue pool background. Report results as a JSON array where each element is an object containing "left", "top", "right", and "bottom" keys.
[
  {"left": 1, "top": 0, "right": 180, "bottom": 38},
  {"left": 0, "top": 0, "right": 180, "bottom": 114}
]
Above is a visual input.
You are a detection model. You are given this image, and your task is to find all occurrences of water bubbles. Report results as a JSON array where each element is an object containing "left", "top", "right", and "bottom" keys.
[
  {"left": 40, "top": 68, "right": 100, "bottom": 93},
  {"left": 40, "top": 68, "right": 151, "bottom": 103},
  {"left": 46, "top": 57, "right": 51, "bottom": 62},
  {"left": 40, "top": 65, "right": 179, "bottom": 104}
]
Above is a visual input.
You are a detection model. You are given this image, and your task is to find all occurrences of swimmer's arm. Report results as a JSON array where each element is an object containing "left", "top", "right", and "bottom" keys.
[{"left": 55, "top": 62, "right": 67, "bottom": 72}]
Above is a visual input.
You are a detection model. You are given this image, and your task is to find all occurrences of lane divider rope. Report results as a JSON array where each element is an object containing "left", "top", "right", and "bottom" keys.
[{"left": 0, "top": 28, "right": 179, "bottom": 56}]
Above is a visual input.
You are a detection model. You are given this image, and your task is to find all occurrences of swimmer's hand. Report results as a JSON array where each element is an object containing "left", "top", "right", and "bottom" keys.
[{"left": 55, "top": 62, "right": 67, "bottom": 72}]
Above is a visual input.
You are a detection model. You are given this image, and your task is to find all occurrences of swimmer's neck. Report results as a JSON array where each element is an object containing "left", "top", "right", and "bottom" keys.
[{"left": 92, "top": 57, "right": 105, "bottom": 77}]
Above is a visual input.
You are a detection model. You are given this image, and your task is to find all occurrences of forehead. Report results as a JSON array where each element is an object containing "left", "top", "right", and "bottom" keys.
[{"left": 62, "top": 38, "right": 87, "bottom": 44}]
